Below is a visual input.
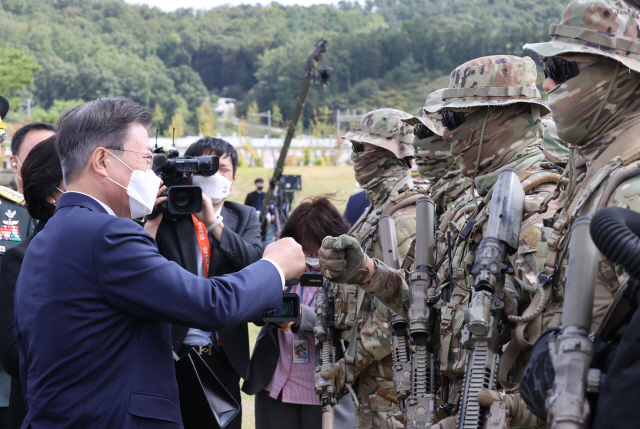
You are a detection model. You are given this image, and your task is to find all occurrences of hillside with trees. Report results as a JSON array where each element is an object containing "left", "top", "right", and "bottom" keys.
[{"left": 0, "top": 0, "right": 565, "bottom": 135}]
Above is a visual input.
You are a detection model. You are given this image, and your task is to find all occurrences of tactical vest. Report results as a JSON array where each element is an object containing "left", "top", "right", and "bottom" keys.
[
  {"left": 436, "top": 165, "right": 562, "bottom": 383},
  {"left": 499, "top": 123, "right": 640, "bottom": 390}
]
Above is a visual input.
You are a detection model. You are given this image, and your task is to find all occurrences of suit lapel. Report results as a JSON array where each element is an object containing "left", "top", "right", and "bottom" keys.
[
  {"left": 176, "top": 217, "right": 199, "bottom": 276},
  {"left": 221, "top": 204, "right": 237, "bottom": 233}
]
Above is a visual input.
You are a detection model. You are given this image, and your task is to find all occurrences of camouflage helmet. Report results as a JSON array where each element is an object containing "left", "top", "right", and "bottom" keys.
[
  {"left": 524, "top": 0, "right": 640, "bottom": 74},
  {"left": 343, "top": 108, "right": 415, "bottom": 159},
  {"left": 425, "top": 56, "right": 550, "bottom": 115},
  {"left": 401, "top": 88, "right": 446, "bottom": 136}
]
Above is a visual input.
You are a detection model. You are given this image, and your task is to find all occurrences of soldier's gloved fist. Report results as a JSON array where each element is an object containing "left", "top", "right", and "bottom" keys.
[
  {"left": 319, "top": 235, "right": 368, "bottom": 284},
  {"left": 477, "top": 389, "right": 542, "bottom": 428},
  {"left": 320, "top": 358, "right": 353, "bottom": 392}
]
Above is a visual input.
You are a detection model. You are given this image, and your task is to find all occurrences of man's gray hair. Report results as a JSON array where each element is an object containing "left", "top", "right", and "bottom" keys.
[{"left": 55, "top": 98, "right": 152, "bottom": 184}]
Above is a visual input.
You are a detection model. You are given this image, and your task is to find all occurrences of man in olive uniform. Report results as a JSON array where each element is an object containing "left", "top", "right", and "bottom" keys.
[
  {"left": 319, "top": 108, "right": 418, "bottom": 429},
  {"left": 0, "top": 120, "right": 53, "bottom": 261},
  {"left": 320, "top": 56, "right": 562, "bottom": 427},
  {"left": 0, "top": 100, "right": 53, "bottom": 428}
]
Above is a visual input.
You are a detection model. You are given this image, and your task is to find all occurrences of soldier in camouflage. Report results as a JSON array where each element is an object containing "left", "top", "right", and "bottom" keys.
[
  {"left": 509, "top": 1, "right": 640, "bottom": 427},
  {"left": 321, "top": 55, "right": 563, "bottom": 428},
  {"left": 319, "top": 108, "right": 418, "bottom": 429}
]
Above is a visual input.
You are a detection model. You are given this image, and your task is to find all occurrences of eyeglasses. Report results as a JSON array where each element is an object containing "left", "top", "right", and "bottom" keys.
[
  {"left": 352, "top": 142, "right": 365, "bottom": 153},
  {"left": 441, "top": 110, "right": 467, "bottom": 131},
  {"left": 107, "top": 147, "right": 153, "bottom": 163},
  {"left": 543, "top": 58, "right": 580, "bottom": 85},
  {"left": 414, "top": 124, "right": 435, "bottom": 140}
]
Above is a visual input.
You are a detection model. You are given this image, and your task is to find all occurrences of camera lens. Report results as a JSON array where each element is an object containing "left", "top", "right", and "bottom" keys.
[
  {"left": 173, "top": 189, "right": 197, "bottom": 211},
  {"left": 282, "top": 300, "right": 293, "bottom": 316}
]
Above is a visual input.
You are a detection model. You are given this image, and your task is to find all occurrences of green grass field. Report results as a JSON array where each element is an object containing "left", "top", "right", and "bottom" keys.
[
  {"left": 227, "top": 166, "right": 360, "bottom": 214},
  {"left": 228, "top": 166, "right": 358, "bottom": 429}
]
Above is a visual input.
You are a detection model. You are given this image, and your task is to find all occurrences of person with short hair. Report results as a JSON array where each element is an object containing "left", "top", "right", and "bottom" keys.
[
  {"left": 148, "top": 136, "right": 262, "bottom": 429},
  {"left": 0, "top": 136, "right": 64, "bottom": 429},
  {"left": 244, "top": 178, "right": 265, "bottom": 215},
  {"left": 13, "top": 97, "right": 305, "bottom": 429},
  {"left": 243, "top": 196, "right": 354, "bottom": 429}
]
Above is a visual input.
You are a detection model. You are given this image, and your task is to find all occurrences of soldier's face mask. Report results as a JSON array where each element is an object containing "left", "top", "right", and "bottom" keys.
[
  {"left": 548, "top": 57, "right": 626, "bottom": 146},
  {"left": 441, "top": 110, "right": 467, "bottom": 131}
]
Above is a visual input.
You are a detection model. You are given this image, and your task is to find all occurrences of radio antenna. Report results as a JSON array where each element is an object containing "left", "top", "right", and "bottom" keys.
[
  {"left": 172, "top": 128, "right": 176, "bottom": 147},
  {"left": 155, "top": 129, "right": 159, "bottom": 149}
]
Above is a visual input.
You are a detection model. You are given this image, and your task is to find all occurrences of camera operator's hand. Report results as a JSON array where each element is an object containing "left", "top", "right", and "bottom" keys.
[
  {"left": 319, "top": 235, "right": 375, "bottom": 284},
  {"left": 194, "top": 192, "right": 217, "bottom": 226},
  {"left": 263, "top": 237, "right": 305, "bottom": 282},
  {"left": 320, "top": 358, "right": 351, "bottom": 392},
  {"left": 143, "top": 183, "right": 167, "bottom": 239}
]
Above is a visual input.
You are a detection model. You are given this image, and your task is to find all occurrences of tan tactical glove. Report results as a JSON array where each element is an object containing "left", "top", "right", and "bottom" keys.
[
  {"left": 320, "top": 358, "right": 355, "bottom": 392},
  {"left": 319, "top": 235, "right": 369, "bottom": 284},
  {"left": 477, "top": 389, "right": 543, "bottom": 428}
]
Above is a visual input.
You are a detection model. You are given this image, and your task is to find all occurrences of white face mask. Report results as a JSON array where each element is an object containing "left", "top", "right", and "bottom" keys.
[
  {"left": 305, "top": 256, "right": 320, "bottom": 268},
  {"left": 106, "top": 150, "right": 161, "bottom": 219},
  {"left": 192, "top": 173, "right": 232, "bottom": 204}
]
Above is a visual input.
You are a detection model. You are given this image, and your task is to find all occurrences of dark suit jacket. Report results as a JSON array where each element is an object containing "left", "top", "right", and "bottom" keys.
[
  {"left": 14, "top": 193, "right": 281, "bottom": 429},
  {"left": 244, "top": 190, "right": 263, "bottom": 212},
  {"left": 0, "top": 221, "right": 45, "bottom": 429},
  {"left": 155, "top": 201, "right": 263, "bottom": 380}
]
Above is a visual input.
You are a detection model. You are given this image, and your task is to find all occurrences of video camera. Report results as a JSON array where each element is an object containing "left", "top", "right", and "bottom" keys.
[
  {"left": 261, "top": 273, "right": 324, "bottom": 324},
  {"left": 149, "top": 146, "right": 219, "bottom": 220}
]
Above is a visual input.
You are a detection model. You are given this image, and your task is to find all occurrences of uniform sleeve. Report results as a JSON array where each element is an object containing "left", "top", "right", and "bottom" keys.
[
  {"left": 359, "top": 261, "right": 409, "bottom": 318},
  {"left": 354, "top": 297, "right": 393, "bottom": 370},
  {"left": 94, "top": 217, "right": 283, "bottom": 331}
]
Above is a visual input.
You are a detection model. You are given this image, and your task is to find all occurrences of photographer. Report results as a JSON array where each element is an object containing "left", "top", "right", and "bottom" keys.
[
  {"left": 243, "top": 197, "right": 351, "bottom": 429},
  {"left": 146, "top": 137, "right": 261, "bottom": 429},
  {"left": 14, "top": 98, "right": 304, "bottom": 429}
]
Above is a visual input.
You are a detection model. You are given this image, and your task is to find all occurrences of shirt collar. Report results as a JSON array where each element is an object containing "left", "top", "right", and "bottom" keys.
[{"left": 65, "top": 191, "right": 117, "bottom": 216}]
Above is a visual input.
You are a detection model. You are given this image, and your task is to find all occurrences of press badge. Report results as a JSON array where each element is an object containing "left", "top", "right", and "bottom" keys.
[{"left": 293, "top": 339, "right": 308, "bottom": 364}]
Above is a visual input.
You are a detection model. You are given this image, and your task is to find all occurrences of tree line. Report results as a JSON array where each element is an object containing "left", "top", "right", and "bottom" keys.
[{"left": 0, "top": 0, "right": 564, "bottom": 136}]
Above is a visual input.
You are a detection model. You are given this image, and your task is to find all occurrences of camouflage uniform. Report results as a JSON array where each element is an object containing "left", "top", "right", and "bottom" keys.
[
  {"left": 507, "top": 2, "right": 640, "bottom": 426},
  {"left": 354, "top": 56, "right": 562, "bottom": 426},
  {"left": 330, "top": 109, "right": 417, "bottom": 429}
]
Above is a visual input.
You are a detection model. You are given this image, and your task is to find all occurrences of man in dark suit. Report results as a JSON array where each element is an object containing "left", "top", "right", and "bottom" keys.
[
  {"left": 13, "top": 98, "right": 305, "bottom": 429},
  {"left": 151, "top": 137, "right": 260, "bottom": 429},
  {"left": 244, "top": 178, "right": 264, "bottom": 215}
]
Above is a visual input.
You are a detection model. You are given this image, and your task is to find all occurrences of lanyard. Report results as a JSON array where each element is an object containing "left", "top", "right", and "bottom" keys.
[{"left": 191, "top": 214, "right": 211, "bottom": 278}]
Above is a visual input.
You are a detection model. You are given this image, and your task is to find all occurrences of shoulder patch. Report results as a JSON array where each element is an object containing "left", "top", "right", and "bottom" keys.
[{"left": 0, "top": 186, "right": 25, "bottom": 205}]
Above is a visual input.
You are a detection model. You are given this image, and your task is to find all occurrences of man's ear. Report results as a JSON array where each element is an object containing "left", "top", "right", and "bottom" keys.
[
  {"left": 9, "top": 155, "right": 18, "bottom": 175},
  {"left": 91, "top": 147, "right": 110, "bottom": 178}
]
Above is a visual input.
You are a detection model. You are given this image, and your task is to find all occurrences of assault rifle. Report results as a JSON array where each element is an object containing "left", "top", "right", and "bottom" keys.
[
  {"left": 379, "top": 196, "right": 439, "bottom": 428},
  {"left": 378, "top": 215, "right": 411, "bottom": 414},
  {"left": 546, "top": 217, "right": 598, "bottom": 429},
  {"left": 314, "top": 278, "right": 339, "bottom": 429},
  {"left": 458, "top": 169, "right": 525, "bottom": 429}
]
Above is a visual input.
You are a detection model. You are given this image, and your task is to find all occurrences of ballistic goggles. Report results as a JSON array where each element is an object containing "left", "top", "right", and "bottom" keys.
[
  {"left": 441, "top": 109, "right": 467, "bottom": 131},
  {"left": 414, "top": 123, "right": 435, "bottom": 140},
  {"left": 542, "top": 57, "right": 580, "bottom": 85}
]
